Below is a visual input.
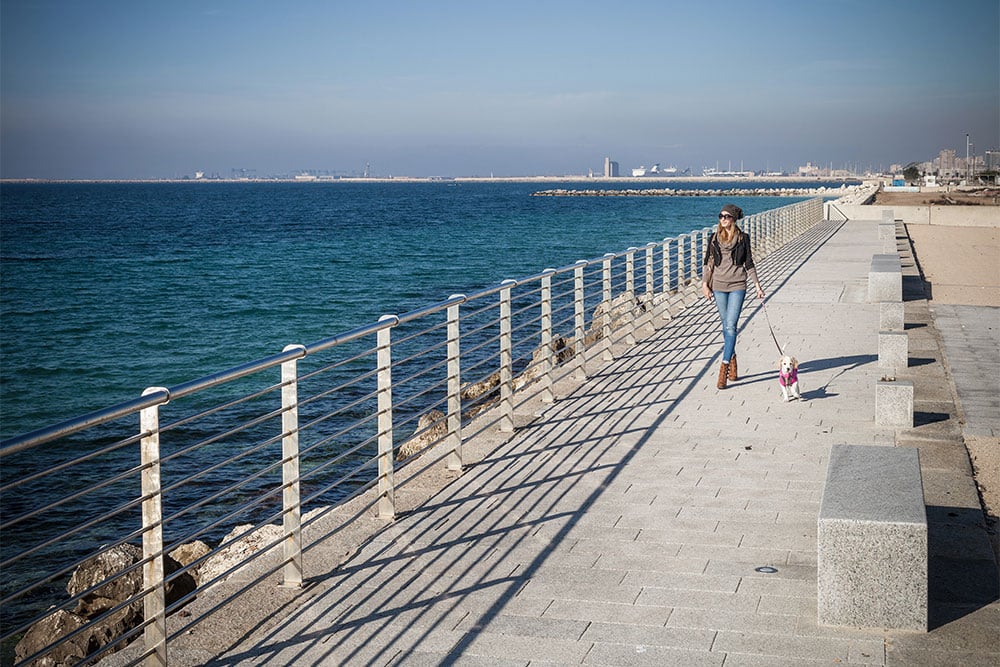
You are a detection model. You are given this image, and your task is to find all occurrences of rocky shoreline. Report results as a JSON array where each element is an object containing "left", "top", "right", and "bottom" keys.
[{"left": 532, "top": 185, "right": 858, "bottom": 197}]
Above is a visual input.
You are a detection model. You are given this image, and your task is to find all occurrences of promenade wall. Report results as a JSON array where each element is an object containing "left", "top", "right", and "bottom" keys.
[{"left": 826, "top": 203, "right": 1000, "bottom": 227}]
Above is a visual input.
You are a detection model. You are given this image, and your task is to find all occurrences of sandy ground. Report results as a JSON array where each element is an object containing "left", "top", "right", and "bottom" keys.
[
  {"left": 904, "top": 220, "right": 999, "bottom": 539},
  {"left": 875, "top": 187, "right": 1000, "bottom": 207},
  {"left": 906, "top": 225, "right": 1000, "bottom": 306}
]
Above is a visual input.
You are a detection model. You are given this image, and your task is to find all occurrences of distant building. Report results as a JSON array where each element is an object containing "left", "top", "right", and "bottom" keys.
[
  {"left": 604, "top": 157, "right": 619, "bottom": 178},
  {"left": 797, "top": 162, "right": 820, "bottom": 177},
  {"left": 986, "top": 150, "right": 1000, "bottom": 172},
  {"left": 938, "top": 149, "right": 957, "bottom": 176}
]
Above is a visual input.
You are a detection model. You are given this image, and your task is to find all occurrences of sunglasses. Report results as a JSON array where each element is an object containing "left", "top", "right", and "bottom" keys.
[{"left": 718, "top": 213, "right": 734, "bottom": 219}]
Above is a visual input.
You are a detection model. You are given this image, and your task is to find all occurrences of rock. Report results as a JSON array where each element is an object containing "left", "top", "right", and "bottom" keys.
[
  {"left": 589, "top": 293, "right": 643, "bottom": 337},
  {"left": 199, "top": 524, "right": 284, "bottom": 586},
  {"left": 461, "top": 371, "right": 500, "bottom": 402},
  {"left": 550, "top": 335, "right": 576, "bottom": 365},
  {"left": 16, "top": 544, "right": 195, "bottom": 666},
  {"left": 459, "top": 371, "right": 501, "bottom": 418},
  {"left": 396, "top": 409, "right": 448, "bottom": 461},
  {"left": 15, "top": 608, "right": 91, "bottom": 667},
  {"left": 67, "top": 544, "right": 143, "bottom": 618},
  {"left": 169, "top": 540, "right": 212, "bottom": 585},
  {"left": 66, "top": 543, "right": 195, "bottom": 617}
]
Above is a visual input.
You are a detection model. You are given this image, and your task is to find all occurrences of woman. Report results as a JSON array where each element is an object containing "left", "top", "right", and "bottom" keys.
[{"left": 701, "top": 203, "right": 765, "bottom": 389}]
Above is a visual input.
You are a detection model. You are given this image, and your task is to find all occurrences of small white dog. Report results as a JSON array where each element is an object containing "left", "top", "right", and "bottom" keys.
[{"left": 777, "top": 355, "right": 801, "bottom": 401}]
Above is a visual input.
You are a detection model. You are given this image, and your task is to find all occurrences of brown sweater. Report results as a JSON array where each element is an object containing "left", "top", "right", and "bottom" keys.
[{"left": 704, "top": 235, "right": 759, "bottom": 293}]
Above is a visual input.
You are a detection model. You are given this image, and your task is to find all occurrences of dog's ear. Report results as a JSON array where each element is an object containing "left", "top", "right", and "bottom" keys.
[
  {"left": 776, "top": 358, "right": 782, "bottom": 369},
  {"left": 791, "top": 357, "right": 798, "bottom": 368}
]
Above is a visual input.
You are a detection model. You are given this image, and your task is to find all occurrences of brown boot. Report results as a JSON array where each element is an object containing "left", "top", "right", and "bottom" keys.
[
  {"left": 717, "top": 362, "right": 729, "bottom": 389},
  {"left": 728, "top": 355, "right": 738, "bottom": 381}
]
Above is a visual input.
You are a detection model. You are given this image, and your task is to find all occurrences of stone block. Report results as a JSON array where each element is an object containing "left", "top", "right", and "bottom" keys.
[
  {"left": 868, "top": 254, "right": 901, "bottom": 302},
  {"left": 878, "top": 331, "right": 908, "bottom": 370},
  {"left": 878, "top": 221, "right": 894, "bottom": 241},
  {"left": 871, "top": 253, "right": 900, "bottom": 268},
  {"left": 875, "top": 378, "right": 913, "bottom": 428},
  {"left": 879, "top": 300, "right": 904, "bottom": 331},
  {"left": 818, "top": 445, "right": 927, "bottom": 631}
]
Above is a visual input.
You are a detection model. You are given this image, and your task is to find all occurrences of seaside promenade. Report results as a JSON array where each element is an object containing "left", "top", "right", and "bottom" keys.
[{"left": 147, "top": 214, "right": 998, "bottom": 666}]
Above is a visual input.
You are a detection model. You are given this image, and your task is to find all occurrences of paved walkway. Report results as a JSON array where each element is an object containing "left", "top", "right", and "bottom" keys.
[
  {"left": 200, "top": 218, "right": 998, "bottom": 666},
  {"left": 930, "top": 304, "right": 1000, "bottom": 438}
]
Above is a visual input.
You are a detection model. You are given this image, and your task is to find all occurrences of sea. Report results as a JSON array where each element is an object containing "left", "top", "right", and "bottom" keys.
[{"left": 0, "top": 179, "right": 851, "bottom": 442}]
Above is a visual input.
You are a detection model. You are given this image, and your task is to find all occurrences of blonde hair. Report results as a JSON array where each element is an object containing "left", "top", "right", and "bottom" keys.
[{"left": 716, "top": 222, "right": 741, "bottom": 244}]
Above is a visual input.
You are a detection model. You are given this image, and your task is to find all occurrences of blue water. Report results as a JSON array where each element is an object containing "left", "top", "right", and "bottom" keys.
[{"left": 0, "top": 180, "right": 846, "bottom": 440}]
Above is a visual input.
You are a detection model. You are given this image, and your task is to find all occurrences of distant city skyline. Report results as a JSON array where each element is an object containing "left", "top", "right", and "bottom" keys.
[{"left": 2, "top": 1, "right": 998, "bottom": 180}]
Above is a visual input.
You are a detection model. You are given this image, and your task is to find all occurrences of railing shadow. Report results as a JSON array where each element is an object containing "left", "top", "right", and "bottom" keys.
[
  {"left": 210, "top": 336, "right": 706, "bottom": 665},
  {"left": 203, "top": 309, "right": 720, "bottom": 665}
]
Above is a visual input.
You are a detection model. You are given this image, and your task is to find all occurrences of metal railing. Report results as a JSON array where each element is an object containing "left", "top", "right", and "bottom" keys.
[{"left": 0, "top": 197, "right": 823, "bottom": 666}]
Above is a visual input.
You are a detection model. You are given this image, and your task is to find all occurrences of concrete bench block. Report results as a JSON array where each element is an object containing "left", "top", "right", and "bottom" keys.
[
  {"left": 818, "top": 445, "right": 927, "bottom": 631},
  {"left": 879, "top": 301, "right": 904, "bottom": 331},
  {"left": 868, "top": 254, "right": 902, "bottom": 302},
  {"left": 878, "top": 221, "right": 894, "bottom": 241},
  {"left": 875, "top": 378, "right": 914, "bottom": 428},
  {"left": 878, "top": 331, "right": 908, "bottom": 370}
]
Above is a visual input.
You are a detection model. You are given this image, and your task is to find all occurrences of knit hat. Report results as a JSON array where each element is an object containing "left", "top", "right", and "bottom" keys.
[{"left": 721, "top": 204, "right": 744, "bottom": 220}]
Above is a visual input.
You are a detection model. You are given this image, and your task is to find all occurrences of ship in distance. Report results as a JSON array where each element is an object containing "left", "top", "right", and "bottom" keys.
[
  {"left": 630, "top": 163, "right": 690, "bottom": 177},
  {"left": 701, "top": 167, "right": 755, "bottom": 177}
]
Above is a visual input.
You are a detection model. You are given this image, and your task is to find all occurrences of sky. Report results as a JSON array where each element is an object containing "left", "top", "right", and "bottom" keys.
[{"left": 1, "top": 0, "right": 998, "bottom": 180}]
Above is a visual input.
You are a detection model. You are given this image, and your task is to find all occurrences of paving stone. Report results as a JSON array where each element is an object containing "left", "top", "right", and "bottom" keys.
[{"left": 584, "top": 642, "right": 725, "bottom": 666}]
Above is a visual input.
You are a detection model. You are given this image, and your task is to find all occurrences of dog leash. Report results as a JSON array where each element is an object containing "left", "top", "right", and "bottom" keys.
[{"left": 759, "top": 298, "right": 785, "bottom": 356}]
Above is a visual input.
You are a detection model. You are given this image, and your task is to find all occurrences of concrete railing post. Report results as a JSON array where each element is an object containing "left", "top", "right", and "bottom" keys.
[
  {"left": 699, "top": 229, "right": 709, "bottom": 280},
  {"left": 662, "top": 238, "right": 673, "bottom": 294},
  {"left": 676, "top": 234, "right": 688, "bottom": 286},
  {"left": 644, "top": 242, "right": 656, "bottom": 328},
  {"left": 625, "top": 249, "right": 636, "bottom": 346},
  {"left": 280, "top": 345, "right": 305, "bottom": 588},
  {"left": 767, "top": 211, "right": 776, "bottom": 256},
  {"left": 376, "top": 316, "right": 396, "bottom": 519},
  {"left": 770, "top": 211, "right": 778, "bottom": 255},
  {"left": 573, "top": 261, "right": 587, "bottom": 380},
  {"left": 499, "top": 280, "right": 515, "bottom": 432},
  {"left": 688, "top": 233, "right": 697, "bottom": 284},
  {"left": 540, "top": 270, "right": 555, "bottom": 403},
  {"left": 446, "top": 298, "right": 463, "bottom": 470},
  {"left": 602, "top": 254, "right": 614, "bottom": 361},
  {"left": 139, "top": 388, "right": 168, "bottom": 667}
]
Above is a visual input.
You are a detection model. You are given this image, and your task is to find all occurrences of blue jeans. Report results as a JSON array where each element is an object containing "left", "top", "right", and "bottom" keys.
[{"left": 713, "top": 289, "right": 746, "bottom": 364}]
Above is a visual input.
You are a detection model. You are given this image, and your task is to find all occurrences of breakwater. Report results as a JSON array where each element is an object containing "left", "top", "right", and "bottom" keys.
[{"left": 532, "top": 186, "right": 856, "bottom": 197}]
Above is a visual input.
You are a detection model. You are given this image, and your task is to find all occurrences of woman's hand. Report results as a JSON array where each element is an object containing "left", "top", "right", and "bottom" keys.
[
  {"left": 756, "top": 285, "right": 765, "bottom": 300},
  {"left": 702, "top": 282, "right": 714, "bottom": 300}
]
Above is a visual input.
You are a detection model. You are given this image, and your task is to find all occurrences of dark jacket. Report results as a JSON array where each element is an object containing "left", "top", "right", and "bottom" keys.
[{"left": 704, "top": 231, "right": 755, "bottom": 270}]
